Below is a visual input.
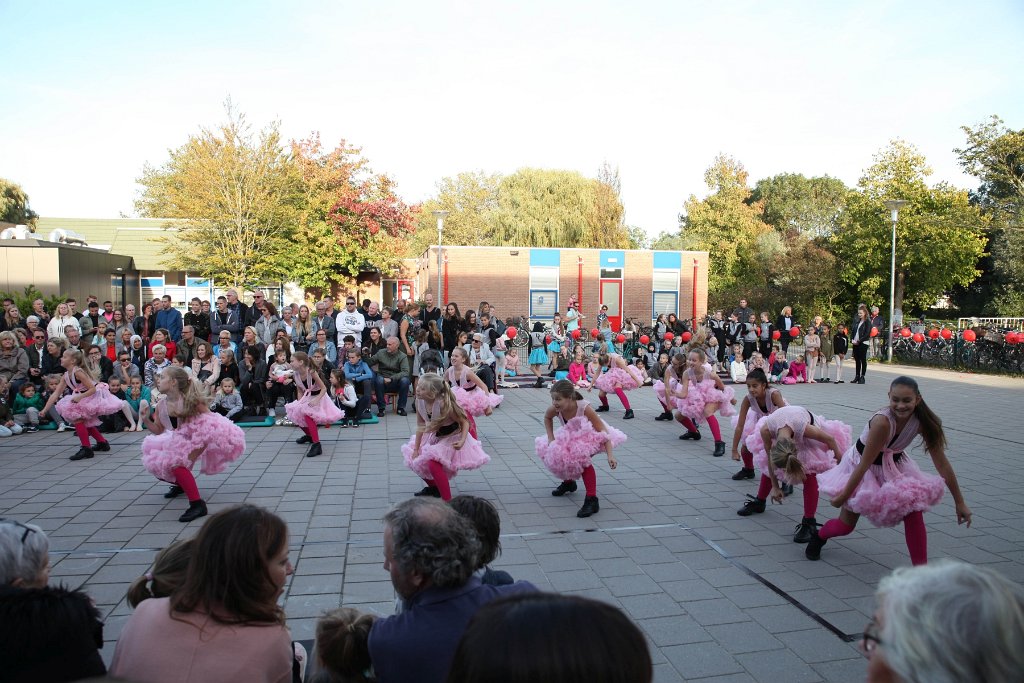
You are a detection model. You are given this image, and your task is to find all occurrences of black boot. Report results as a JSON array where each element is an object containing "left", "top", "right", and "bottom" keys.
[
  {"left": 305, "top": 442, "right": 323, "bottom": 458},
  {"left": 414, "top": 485, "right": 441, "bottom": 498},
  {"left": 69, "top": 447, "right": 94, "bottom": 461},
  {"left": 623, "top": 409, "right": 635, "bottom": 419},
  {"left": 534, "top": 377, "right": 544, "bottom": 388},
  {"left": 551, "top": 480, "right": 578, "bottom": 497},
  {"left": 179, "top": 499, "right": 208, "bottom": 523},
  {"left": 712, "top": 441, "right": 726, "bottom": 457},
  {"left": 595, "top": 404, "right": 610, "bottom": 412},
  {"left": 296, "top": 434, "right": 312, "bottom": 444},
  {"left": 731, "top": 467, "right": 755, "bottom": 480},
  {"left": 164, "top": 485, "right": 184, "bottom": 499},
  {"left": 781, "top": 482, "right": 794, "bottom": 497},
  {"left": 793, "top": 517, "right": 819, "bottom": 544},
  {"left": 93, "top": 440, "right": 111, "bottom": 452},
  {"left": 679, "top": 429, "right": 701, "bottom": 440},
  {"left": 576, "top": 496, "right": 600, "bottom": 518},
  {"left": 805, "top": 529, "right": 827, "bottom": 560},
  {"left": 737, "top": 495, "right": 766, "bottom": 516},
  {"left": 655, "top": 411, "right": 673, "bottom": 421}
]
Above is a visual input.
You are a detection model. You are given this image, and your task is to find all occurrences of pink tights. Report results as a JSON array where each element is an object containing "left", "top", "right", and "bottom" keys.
[
  {"left": 706, "top": 415, "right": 722, "bottom": 441},
  {"left": 74, "top": 423, "right": 108, "bottom": 448},
  {"left": 303, "top": 417, "right": 319, "bottom": 443},
  {"left": 172, "top": 467, "right": 201, "bottom": 502},
  {"left": 426, "top": 460, "right": 452, "bottom": 501},
  {"left": 741, "top": 447, "right": 753, "bottom": 469},
  {"left": 755, "top": 474, "right": 819, "bottom": 518},
  {"left": 599, "top": 389, "right": 631, "bottom": 410},
  {"left": 581, "top": 465, "right": 597, "bottom": 496},
  {"left": 819, "top": 511, "right": 928, "bottom": 565}
]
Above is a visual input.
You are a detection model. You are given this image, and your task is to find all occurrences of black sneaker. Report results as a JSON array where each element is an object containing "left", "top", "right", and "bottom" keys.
[
  {"left": 397, "top": 408, "right": 407, "bottom": 417},
  {"left": 737, "top": 495, "right": 766, "bottom": 516},
  {"left": 781, "top": 482, "right": 794, "bottom": 497},
  {"left": 821, "top": 377, "right": 831, "bottom": 383},
  {"left": 712, "top": 441, "right": 726, "bottom": 457},
  {"left": 25, "top": 425, "right": 39, "bottom": 433},
  {"left": 805, "top": 529, "right": 827, "bottom": 560},
  {"left": 178, "top": 499, "right": 208, "bottom": 523},
  {"left": 623, "top": 409, "right": 635, "bottom": 419},
  {"left": 69, "top": 447, "right": 94, "bottom": 461},
  {"left": 414, "top": 485, "right": 441, "bottom": 498},
  {"left": 655, "top": 411, "right": 673, "bottom": 421},
  {"left": 164, "top": 485, "right": 184, "bottom": 499},
  {"left": 576, "top": 496, "right": 600, "bottom": 518},
  {"left": 793, "top": 518, "right": 819, "bottom": 544},
  {"left": 305, "top": 442, "right": 323, "bottom": 458},
  {"left": 731, "top": 467, "right": 755, "bottom": 480},
  {"left": 595, "top": 405, "right": 610, "bottom": 413},
  {"left": 296, "top": 434, "right": 313, "bottom": 444},
  {"left": 351, "top": 419, "right": 360, "bottom": 428},
  {"left": 378, "top": 407, "right": 386, "bottom": 417},
  {"left": 93, "top": 440, "right": 111, "bottom": 452},
  {"left": 339, "top": 420, "right": 349, "bottom": 429},
  {"left": 679, "top": 430, "right": 701, "bottom": 441},
  {"left": 551, "top": 480, "right": 578, "bottom": 497}
]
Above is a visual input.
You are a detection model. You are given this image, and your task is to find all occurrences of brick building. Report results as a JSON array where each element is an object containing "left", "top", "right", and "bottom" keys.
[{"left": 413, "top": 246, "right": 708, "bottom": 330}]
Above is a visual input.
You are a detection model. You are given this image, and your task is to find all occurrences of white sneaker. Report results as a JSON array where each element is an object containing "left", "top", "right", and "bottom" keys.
[
  {"left": 57, "top": 422, "right": 69, "bottom": 432},
  {"left": 268, "top": 408, "right": 276, "bottom": 417}
]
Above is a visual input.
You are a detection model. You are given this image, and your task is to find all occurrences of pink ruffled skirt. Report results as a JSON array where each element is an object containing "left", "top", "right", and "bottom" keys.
[
  {"left": 56, "top": 385, "right": 125, "bottom": 428},
  {"left": 285, "top": 394, "right": 343, "bottom": 426},
  {"left": 748, "top": 415, "right": 851, "bottom": 485},
  {"left": 141, "top": 411, "right": 246, "bottom": 482},
  {"left": 534, "top": 416, "right": 627, "bottom": 481},
  {"left": 817, "top": 447, "right": 944, "bottom": 527},
  {"left": 677, "top": 383, "right": 736, "bottom": 422},
  {"left": 594, "top": 367, "right": 640, "bottom": 393},
  {"left": 452, "top": 386, "right": 503, "bottom": 417},
  {"left": 401, "top": 431, "right": 490, "bottom": 480}
]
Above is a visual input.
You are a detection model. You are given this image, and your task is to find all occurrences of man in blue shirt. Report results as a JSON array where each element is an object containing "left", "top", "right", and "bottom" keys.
[
  {"left": 368, "top": 498, "right": 536, "bottom": 683},
  {"left": 155, "top": 295, "right": 183, "bottom": 342}
]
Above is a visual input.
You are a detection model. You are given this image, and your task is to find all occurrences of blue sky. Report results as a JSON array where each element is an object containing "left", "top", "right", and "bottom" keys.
[{"left": 1, "top": 0, "right": 1022, "bottom": 237}]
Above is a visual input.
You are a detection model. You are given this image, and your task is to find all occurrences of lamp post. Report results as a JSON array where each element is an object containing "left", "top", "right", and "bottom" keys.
[
  {"left": 432, "top": 210, "right": 449, "bottom": 306},
  {"left": 883, "top": 199, "right": 909, "bottom": 363},
  {"left": 577, "top": 256, "right": 584, "bottom": 314},
  {"left": 692, "top": 258, "right": 699, "bottom": 330}
]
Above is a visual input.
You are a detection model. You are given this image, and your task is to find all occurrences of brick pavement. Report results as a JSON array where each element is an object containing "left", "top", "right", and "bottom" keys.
[{"left": 2, "top": 361, "right": 1022, "bottom": 682}]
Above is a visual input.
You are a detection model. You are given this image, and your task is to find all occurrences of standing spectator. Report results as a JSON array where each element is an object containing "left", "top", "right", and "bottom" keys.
[
  {"left": 210, "top": 296, "right": 241, "bottom": 345},
  {"left": 125, "top": 304, "right": 144, "bottom": 339},
  {"left": 733, "top": 298, "right": 754, "bottom": 326},
  {"left": 707, "top": 310, "right": 727, "bottom": 366},
  {"left": 254, "top": 301, "right": 283, "bottom": 348},
  {"left": 419, "top": 292, "right": 441, "bottom": 327},
  {"left": 312, "top": 300, "right": 337, "bottom": 345},
  {"left": 110, "top": 308, "right": 130, "bottom": 339},
  {"left": 371, "top": 336, "right": 410, "bottom": 416},
  {"left": 79, "top": 300, "right": 102, "bottom": 337},
  {"left": 775, "top": 306, "right": 796, "bottom": 358},
  {"left": 279, "top": 305, "right": 295, "bottom": 340},
  {"left": 243, "top": 290, "right": 264, "bottom": 329},
  {"left": 564, "top": 295, "right": 583, "bottom": 336},
  {"left": 362, "top": 301, "right": 382, "bottom": 347},
  {"left": 102, "top": 300, "right": 115, "bottom": 323},
  {"left": 323, "top": 295, "right": 338, "bottom": 321},
  {"left": 156, "top": 295, "right": 183, "bottom": 342},
  {"left": 184, "top": 298, "right": 210, "bottom": 343},
  {"left": 4, "top": 305, "right": 26, "bottom": 332},
  {"left": 292, "top": 304, "right": 315, "bottom": 353},
  {"left": 224, "top": 289, "right": 249, "bottom": 335},
  {"left": 368, "top": 498, "right": 536, "bottom": 683},
  {"left": 850, "top": 304, "right": 871, "bottom": 385},
  {"left": 145, "top": 300, "right": 160, "bottom": 342},
  {"left": 336, "top": 296, "right": 366, "bottom": 347},
  {"left": 870, "top": 305, "right": 885, "bottom": 359},
  {"left": 399, "top": 302, "right": 420, "bottom": 359},
  {"left": 441, "top": 303, "right": 464, "bottom": 362},
  {"left": 46, "top": 302, "right": 79, "bottom": 341},
  {"left": 379, "top": 307, "right": 399, "bottom": 340},
  {"left": 31, "top": 298, "right": 51, "bottom": 327}
]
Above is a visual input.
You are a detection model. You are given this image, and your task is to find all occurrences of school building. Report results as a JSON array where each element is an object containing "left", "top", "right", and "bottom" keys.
[{"left": 413, "top": 246, "right": 709, "bottom": 330}]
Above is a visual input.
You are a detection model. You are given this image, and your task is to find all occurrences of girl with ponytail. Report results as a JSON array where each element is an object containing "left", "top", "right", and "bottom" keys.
[
  {"left": 284, "top": 351, "right": 342, "bottom": 458},
  {"left": 811, "top": 376, "right": 972, "bottom": 565}
]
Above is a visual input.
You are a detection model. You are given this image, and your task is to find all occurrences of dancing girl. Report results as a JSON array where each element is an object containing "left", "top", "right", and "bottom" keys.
[{"left": 41, "top": 349, "right": 124, "bottom": 461}]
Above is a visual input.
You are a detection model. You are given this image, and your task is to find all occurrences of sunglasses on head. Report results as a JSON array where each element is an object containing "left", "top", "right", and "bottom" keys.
[{"left": 0, "top": 518, "right": 37, "bottom": 543}]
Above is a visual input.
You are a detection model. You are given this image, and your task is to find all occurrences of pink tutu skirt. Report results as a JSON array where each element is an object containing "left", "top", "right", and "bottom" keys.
[
  {"left": 401, "top": 430, "right": 491, "bottom": 480},
  {"left": 142, "top": 411, "right": 246, "bottom": 482},
  {"left": 56, "top": 385, "right": 125, "bottom": 428},
  {"left": 534, "top": 416, "right": 627, "bottom": 481},
  {"left": 748, "top": 415, "right": 851, "bottom": 485},
  {"left": 285, "top": 394, "right": 343, "bottom": 426},
  {"left": 452, "top": 386, "right": 503, "bottom": 417},
  {"left": 818, "top": 447, "right": 944, "bottom": 527},
  {"left": 676, "top": 383, "right": 736, "bottom": 422},
  {"left": 594, "top": 367, "right": 640, "bottom": 393}
]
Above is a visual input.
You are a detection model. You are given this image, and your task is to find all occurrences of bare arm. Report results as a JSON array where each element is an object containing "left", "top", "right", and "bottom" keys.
[
  {"left": 731, "top": 398, "right": 751, "bottom": 459},
  {"left": 929, "top": 447, "right": 972, "bottom": 527},
  {"left": 140, "top": 400, "right": 163, "bottom": 435},
  {"left": 759, "top": 425, "right": 783, "bottom": 502},
  {"left": 544, "top": 407, "right": 556, "bottom": 442},
  {"left": 41, "top": 377, "right": 68, "bottom": 414}
]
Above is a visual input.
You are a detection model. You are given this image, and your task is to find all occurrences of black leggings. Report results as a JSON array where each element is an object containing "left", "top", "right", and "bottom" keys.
[{"left": 852, "top": 342, "right": 868, "bottom": 379}]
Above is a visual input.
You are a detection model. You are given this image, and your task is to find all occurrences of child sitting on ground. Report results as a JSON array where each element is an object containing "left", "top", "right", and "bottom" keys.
[
  {"left": 730, "top": 349, "right": 748, "bottom": 384},
  {"left": 211, "top": 377, "right": 244, "bottom": 422},
  {"left": 788, "top": 354, "right": 808, "bottom": 383},
  {"left": 769, "top": 350, "right": 790, "bottom": 384},
  {"left": 13, "top": 381, "right": 45, "bottom": 433}
]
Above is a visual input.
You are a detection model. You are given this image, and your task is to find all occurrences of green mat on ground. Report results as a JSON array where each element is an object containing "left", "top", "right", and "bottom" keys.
[
  {"left": 38, "top": 422, "right": 58, "bottom": 430},
  {"left": 236, "top": 413, "right": 380, "bottom": 428}
]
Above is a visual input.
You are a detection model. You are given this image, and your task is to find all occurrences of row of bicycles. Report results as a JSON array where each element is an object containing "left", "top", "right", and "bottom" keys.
[{"left": 889, "top": 324, "right": 1024, "bottom": 375}]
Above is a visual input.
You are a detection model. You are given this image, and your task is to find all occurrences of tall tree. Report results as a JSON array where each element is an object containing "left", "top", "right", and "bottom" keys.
[
  {"left": 136, "top": 104, "right": 303, "bottom": 287},
  {"left": 0, "top": 178, "right": 39, "bottom": 228},
  {"left": 831, "top": 140, "right": 988, "bottom": 321},
  {"left": 749, "top": 173, "right": 848, "bottom": 237},
  {"left": 408, "top": 171, "right": 500, "bottom": 255}
]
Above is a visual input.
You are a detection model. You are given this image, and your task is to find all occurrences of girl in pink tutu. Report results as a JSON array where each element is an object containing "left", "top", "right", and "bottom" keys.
[
  {"left": 729, "top": 369, "right": 787, "bottom": 480},
  {"left": 446, "top": 347, "right": 503, "bottom": 439},
  {"left": 736, "top": 404, "right": 851, "bottom": 544},
  {"left": 653, "top": 354, "right": 686, "bottom": 421},
  {"left": 592, "top": 352, "right": 641, "bottom": 420},
  {"left": 673, "top": 349, "right": 737, "bottom": 457},
  {"left": 139, "top": 367, "right": 246, "bottom": 522},
  {"left": 401, "top": 374, "right": 490, "bottom": 501},
  {"left": 808, "top": 376, "right": 972, "bottom": 565},
  {"left": 284, "top": 351, "right": 342, "bottom": 458},
  {"left": 536, "top": 379, "right": 625, "bottom": 518},
  {"left": 41, "top": 348, "right": 124, "bottom": 461}
]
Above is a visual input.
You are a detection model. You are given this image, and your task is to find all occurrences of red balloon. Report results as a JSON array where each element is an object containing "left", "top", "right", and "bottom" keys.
[
  {"left": 664, "top": 332, "right": 675, "bottom": 341},
  {"left": 681, "top": 331, "right": 692, "bottom": 342},
  {"left": 900, "top": 327, "right": 912, "bottom": 338},
  {"left": 639, "top": 335, "right": 650, "bottom": 345},
  {"left": 963, "top": 329, "right": 977, "bottom": 342},
  {"left": 928, "top": 329, "right": 939, "bottom": 339},
  {"left": 590, "top": 328, "right": 600, "bottom": 339},
  {"left": 940, "top": 328, "right": 952, "bottom": 340},
  {"left": 772, "top": 330, "right": 781, "bottom": 340},
  {"left": 870, "top": 326, "right": 879, "bottom": 337},
  {"left": 571, "top": 329, "right": 582, "bottom": 339},
  {"left": 912, "top": 333, "right": 924, "bottom": 343},
  {"left": 615, "top": 333, "right": 626, "bottom": 344},
  {"left": 505, "top": 327, "right": 518, "bottom": 339},
  {"left": 1004, "top": 332, "right": 1018, "bottom": 345},
  {"left": 789, "top": 327, "right": 800, "bottom": 338}
]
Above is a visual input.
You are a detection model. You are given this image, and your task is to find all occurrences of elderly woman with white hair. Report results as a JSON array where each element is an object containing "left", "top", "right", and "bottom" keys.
[
  {"left": 0, "top": 518, "right": 107, "bottom": 680},
  {"left": 865, "top": 560, "right": 1024, "bottom": 683}
]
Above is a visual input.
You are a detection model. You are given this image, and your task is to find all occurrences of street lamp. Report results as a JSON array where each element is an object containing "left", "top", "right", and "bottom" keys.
[
  {"left": 432, "top": 210, "right": 449, "bottom": 305},
  {"left": 883, "top": 199, "right": 909, "bottom": 362}
]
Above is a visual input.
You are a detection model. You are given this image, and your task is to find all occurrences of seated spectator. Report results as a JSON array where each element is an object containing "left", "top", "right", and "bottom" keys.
[
  {"left": 730, "top": 350, "right": 747, "bottom": 384},
  {"left": 0, "top": 518, "right": 107, "bottom": 681},
  {"left": 448, "top": 495, "right": 513, "bottom": 586},
  {"left": 0, "top": 330, "right": 30, "bottom": 392},
  {"left": 310, "top": 348, "right": 334, "bottom": 388},
  {"left": 343, "top": 347, "right": 374, "bottom": 400},
  {"left": 865, "top": 561, "right": 1024, "bottom": 683},
  {"left": 331, "top": 368, "right": 371, "bottom": 428},
  {"left": 463, "top": 333, "right": 496, "bottom": 391},
  {"left": 124, "top": 375, "right": 151, "bottom": 432},
  {"left": 313, "top": 608, "right": 376, "bottom": 683},
  {"left": 111, "top": 505, "right": 297, "bottom": 683},
  {"left": 130, "top": 334, "right": 147, "bottom": 375},
  {"left": 371, "top": 336, "right": 410, "bottom": 417},
  {"left": 144, "top": 344, "right": 171, "bottom": 388},
  {"left": 84, "top": 344, "right": 114, "bottom": 383},
  {"left": 788, "top": 354, "right": 808, "bottom": 383},
  {"left": 367, "top": 498, "right": 536, "bottom": 683},
  {"left": 214, "top": 347, "right": 241, "bottom": 390},
  {"left": 113, "top": 350, "right": 140, "bottom": 384},
  {"left": 239, "top": 345, "right": 268, "bottom": 414},
  {"left": 149, "top": 328, "right": 177, "bottom": 361},
  {"left": 310, "top": 328, "right": 338, "bottom": 364},
  {"left": 447, "top": 593, "right": 652, "bottom": 683},
  {"left": 214, "top": 329, "right": 237, "bottom": 358},
  {"left": 363, "top": 327, "right": 386, "bottom": 358},
  {"left": 769, "top": 351, "right": 790, "bottom": 384},
  {"left": 240, "top": 326, "right": 266, "bottom": 364},
  {"left": 13, "top": 382, "right": 43, "bottom": 433},
  {"left": 211, "top": 377, "right": 244, "bottom": 422}
]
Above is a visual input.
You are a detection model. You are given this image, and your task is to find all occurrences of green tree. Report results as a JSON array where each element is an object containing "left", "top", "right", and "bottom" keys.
[
  {"left": 832, "top": 140, "right": 988, "bottom": 322},
  {"left": 626, "top": 225, "right": 650, "bottom": 250},
  {"left": 954, "top": 115, "right": 1024, "bottom": 314},
  {"left": 676, "top": 155, "right": 772, "bottom": 292},
  {"left": 136, "top": 104, "right": 303, "bottom": 287},
  {"left": 408, "top": 171, "right": 500, "bottom": 255},
  {"left": 749, "top": 173, "right": 848, "bottom": 237},
  {"left": 0, "top": 178, "right": 39, "bottom": 228}
]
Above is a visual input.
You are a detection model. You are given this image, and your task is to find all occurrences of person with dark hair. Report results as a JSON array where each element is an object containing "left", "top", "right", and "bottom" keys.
[
  {"left": 448, "top": 495, "right": 513, "bottom": 586},
  {"left": 446, "top": 593, "right": 652, "bottom": 683},
  {"left": 368, "top": 498, "right": 536, "bottom": 683},
  {"left": 729, "top": 368, "right": 787, "bottom": 481},
  {"left": 810, "top": 376, "right": 972, "bottom": 564},
  {"left": 111, "top": 505, "right": 297, "bottom": 682},
  {"left": 849, "top": 303, "right": 871, "bottom": 384}
]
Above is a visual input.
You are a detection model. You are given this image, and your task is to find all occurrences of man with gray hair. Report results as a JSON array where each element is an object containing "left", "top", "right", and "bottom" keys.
[
  {"left": 368, "top": 498, "right": 536, "bottom": 683},
  {"left": 0, "top": 518, "right": 50, "bottom": 588}
]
